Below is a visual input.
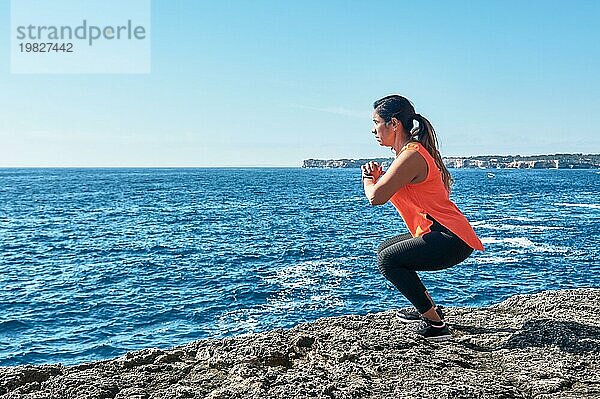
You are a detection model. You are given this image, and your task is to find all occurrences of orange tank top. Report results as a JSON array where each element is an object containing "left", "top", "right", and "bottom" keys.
[{"left": 388, "top": 142, "right": 484, "bottom": 251}]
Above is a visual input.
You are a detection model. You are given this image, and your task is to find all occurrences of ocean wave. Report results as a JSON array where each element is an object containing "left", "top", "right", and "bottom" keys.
[
  {"left": 474, "top": 223, "right": 561, "bottom": 231},
  {"left": 497, "top": 216, "right": 538, "bottom": 222},
  {"left": 0, "top": 319, "right": 30, "bottom": 333},
  {"left": 309, "top": 294, "right": 345, "bottom": 305},
  {"left": 262, "top": 291, "right": 345, "bottom": 314},
  {"left": 264, "top": 258, "right": 354, "bottom": 289},
  {"left": 216, "top": 309, "right": 260, "bottom": 335},
  {"left": 480, "top": 237, "right": 568, "bottom": 253},
  {"left": 335, "top": 196, "right": 365, "bottom": 203},
  {"left": 481, "top": 237, "right": 535, "bottom": 246},
  {"left": 554, "top": 202, "right": 600, "bottom": 210},
  {"left": 475, "top": 256, "right": 519, "bottom": 264},
  {"left": 254, "top": 257, "right": 356, "bottom": 316}
]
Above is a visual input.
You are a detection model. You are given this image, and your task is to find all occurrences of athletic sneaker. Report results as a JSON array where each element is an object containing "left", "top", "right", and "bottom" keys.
[
  {"left": 415, "top": 319, "right": 452, "bottom": 341},
  {"left": 396, "top": 306, "right": 444, "bottom": 323}
]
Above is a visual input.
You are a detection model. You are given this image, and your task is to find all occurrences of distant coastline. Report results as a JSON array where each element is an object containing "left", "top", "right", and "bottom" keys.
[{"left": 302, "top": 153, "right": 600, "bottom": 169}]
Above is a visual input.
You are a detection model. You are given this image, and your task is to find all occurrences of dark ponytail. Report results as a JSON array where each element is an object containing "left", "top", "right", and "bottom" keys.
[
  {"left": 411, "top": 114, "right": 453, "bottom": 192},
  {"left": 373, "top": 95, "right": 453, "bottom": 192}
]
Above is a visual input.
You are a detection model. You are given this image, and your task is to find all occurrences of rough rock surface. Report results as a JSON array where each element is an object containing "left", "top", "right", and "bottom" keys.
[{"left": 2, "top": 289, "right": 599, "bottom": 399}]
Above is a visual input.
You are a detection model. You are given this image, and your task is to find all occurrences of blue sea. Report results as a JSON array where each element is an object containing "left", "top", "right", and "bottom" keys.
[{"left": 1, "top": 168, "right": 599, "bottom": 366}]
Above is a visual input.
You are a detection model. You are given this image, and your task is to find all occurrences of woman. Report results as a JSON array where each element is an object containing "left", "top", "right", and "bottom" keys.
[{"left": 362, "top": 94, "right": 484, "bottom": 341}]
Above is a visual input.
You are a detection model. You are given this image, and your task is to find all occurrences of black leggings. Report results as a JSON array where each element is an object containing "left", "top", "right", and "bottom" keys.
[{"left": 377, "top": 218, "right": 473, "bottom": 314}]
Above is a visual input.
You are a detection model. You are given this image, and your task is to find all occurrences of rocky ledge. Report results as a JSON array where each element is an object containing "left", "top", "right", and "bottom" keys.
[{"left": 2, "top": 289, "right": 600, "bottom": 399}]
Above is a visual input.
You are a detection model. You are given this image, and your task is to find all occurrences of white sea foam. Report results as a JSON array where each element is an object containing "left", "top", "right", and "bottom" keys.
[
  {"left": 480, "top": 236, "right": 568, "bottom": 253},
  {"left": 259, "top": 256, "right": 356, "bottom": 313},
  {"left": 473, "top": 222, "right": 503, "bottom": 230},
  {"left": 554, "top": 202, "right": 600, "bottom": 210},
  {"left": 475, "top": 223, "right": 561, "bottom": 231},
  {"left": 309, "top": 295, "right": 345, "bottom": 306},
  {"left": 497, "top": 216, "right": 538, "bottom": 222},
  {"left": 336, "top": 196, "right": 366, "bottom": 203},
  {"left": 523, "top": 225, "right": 562, "bottom": 231},
  {"left": 265, "top": 258, "right": 352, "bottom": 290},
  {"left": 481, "top": 237, "right": 535, "bottom": 247},
  {"left": 475, "top": 256, "right": 519, "bottom": 264},
  {"left": 216, "top": 310, "right": 261, "bottom": 334}
]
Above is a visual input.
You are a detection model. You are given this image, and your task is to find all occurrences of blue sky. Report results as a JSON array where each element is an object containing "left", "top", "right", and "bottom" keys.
[{"left": 1, "top": 0, "right": 599, "bottom": 167}]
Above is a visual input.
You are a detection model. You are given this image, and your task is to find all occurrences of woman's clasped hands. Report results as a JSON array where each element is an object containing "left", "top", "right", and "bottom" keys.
[{"left": 361, "top": 161, "right": 384, "bottom": 181}]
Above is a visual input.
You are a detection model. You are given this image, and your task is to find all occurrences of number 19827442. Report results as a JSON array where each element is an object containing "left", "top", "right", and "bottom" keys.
[{"left": 19, "top": 43, "right": 74, "bottom": 53}]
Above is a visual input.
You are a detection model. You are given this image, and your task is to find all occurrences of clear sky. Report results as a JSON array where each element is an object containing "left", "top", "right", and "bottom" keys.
[{"left": 1, "top": 1, "right": 599, "bottom": 167}]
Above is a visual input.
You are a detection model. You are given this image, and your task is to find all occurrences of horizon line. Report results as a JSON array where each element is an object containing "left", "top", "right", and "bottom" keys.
[{"left": 2, "top": 152, "right": 599, "bottom": 169}]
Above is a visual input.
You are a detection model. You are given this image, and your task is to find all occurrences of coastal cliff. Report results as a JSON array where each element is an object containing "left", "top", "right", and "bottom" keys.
[
  {"left": 302, "top": 153, "right": 600, "bottom": 169},
  {"left": 1, "top": 288, "right": 599, "bottom": 399}
]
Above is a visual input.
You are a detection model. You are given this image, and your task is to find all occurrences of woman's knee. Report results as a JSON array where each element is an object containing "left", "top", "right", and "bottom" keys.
[
  {"left": 376, "top": 240, "right": 388, "bottom": 255},
  {"left": 377, "top": 252, "right": 390, "bottom": 276},
  {"left": 377, "top": 251, "right": 404, "bottom": 278}
]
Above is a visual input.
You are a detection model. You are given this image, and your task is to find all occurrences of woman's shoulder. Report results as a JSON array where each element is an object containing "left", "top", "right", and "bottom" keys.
[
  {"left": 397, "top": 141, "right": 425, "bottom": 162},
  {"left": 401, "top": 140, "right": 423, "bottom": 153},
  {"left": 399, "top": 141, "right": 440, "bottom": 182},
  {"left": 401, "top": 141, "right": 436, "bottom": 160},
  {"left": 390, "top": 142, "right": 428, "bottom": 181}
]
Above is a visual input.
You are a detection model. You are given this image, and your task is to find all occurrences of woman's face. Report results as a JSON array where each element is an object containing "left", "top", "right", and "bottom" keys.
[{"left": 372, "top": 111, "right": 395, "bottom": 147}]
